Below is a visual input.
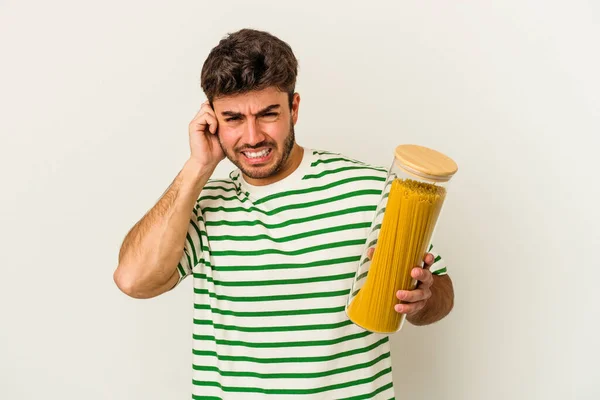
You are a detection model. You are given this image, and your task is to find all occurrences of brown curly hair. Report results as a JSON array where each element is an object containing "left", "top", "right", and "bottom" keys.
[{"left": 201, "top": 29, "right": 298, "bottom": 109}]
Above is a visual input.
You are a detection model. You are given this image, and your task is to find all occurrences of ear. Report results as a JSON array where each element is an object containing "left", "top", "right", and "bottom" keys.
[{"left": 291, "top": 93, "right": 301, "bottom": 125}]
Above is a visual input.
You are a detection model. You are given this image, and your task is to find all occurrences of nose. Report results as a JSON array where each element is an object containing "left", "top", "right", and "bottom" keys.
[{"left": 243, "top": 118, "right": 267, "bottom": 147}]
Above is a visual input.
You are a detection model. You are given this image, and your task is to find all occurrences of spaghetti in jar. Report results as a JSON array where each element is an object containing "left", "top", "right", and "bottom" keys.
[{"left": 346, "top": 144, "right": 458, "bottom": 333}]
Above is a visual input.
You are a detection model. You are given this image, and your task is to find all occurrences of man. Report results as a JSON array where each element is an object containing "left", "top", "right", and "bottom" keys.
[{"left": 114, "top": 28, "right": 454, "bottom": 399}]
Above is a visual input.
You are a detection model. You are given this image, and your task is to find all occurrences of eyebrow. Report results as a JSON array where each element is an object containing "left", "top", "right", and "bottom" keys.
[{"left": 221, "top": 104, "right": 281, "bottom": 118}]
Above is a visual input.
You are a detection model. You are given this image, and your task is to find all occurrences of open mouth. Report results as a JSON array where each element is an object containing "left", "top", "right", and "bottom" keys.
[{"left": 241, "top": 148, "right": 273, "bottom": 164}]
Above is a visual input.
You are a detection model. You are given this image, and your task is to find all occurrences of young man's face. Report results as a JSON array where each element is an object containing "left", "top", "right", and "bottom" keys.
[{"left": 212, "top": 87, "right": 301, "bottom": 183}]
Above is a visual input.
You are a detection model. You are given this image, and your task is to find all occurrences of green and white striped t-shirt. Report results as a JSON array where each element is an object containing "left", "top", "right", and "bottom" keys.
[{"left": 176, "top": 148, "right": 447, "bottom": 399}]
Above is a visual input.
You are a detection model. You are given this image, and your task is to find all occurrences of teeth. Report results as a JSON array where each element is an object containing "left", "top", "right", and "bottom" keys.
[{"left": 245, "top": 149, "right": 270, "bottom": 159}]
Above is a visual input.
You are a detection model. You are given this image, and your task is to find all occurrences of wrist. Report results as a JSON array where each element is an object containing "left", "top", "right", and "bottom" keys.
[
  {"left": 182, "top": 158, "right": 215, "bottom": 193},
  {"left": 406, "top": 306, "right": 430, "bottom": 326}
]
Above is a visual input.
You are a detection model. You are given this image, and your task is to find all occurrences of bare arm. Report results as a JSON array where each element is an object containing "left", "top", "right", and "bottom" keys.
[
  {"left": 113, "top": 160, "right": 214, "bottom": 299},
  {"left": 406, "top": 274, "right": 454, "bottom": 326},
  {"left": 114, "top": 101, "right": 224, "bottom": 299}
]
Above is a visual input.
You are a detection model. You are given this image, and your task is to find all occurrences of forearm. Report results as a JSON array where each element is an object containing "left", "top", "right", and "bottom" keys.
[
  {"left": 114, "top": 159, "right": 213, "bottom": 298},
  {"left": 407, "top": 274, "right": 454, "bottom": 326}
]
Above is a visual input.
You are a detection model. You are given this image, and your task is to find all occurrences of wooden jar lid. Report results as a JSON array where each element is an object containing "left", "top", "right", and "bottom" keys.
[{"left": 394, "top": 144, "right": 458, "bottom": 182}]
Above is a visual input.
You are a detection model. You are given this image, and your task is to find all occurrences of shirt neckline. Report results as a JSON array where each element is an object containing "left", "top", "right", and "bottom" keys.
[{"left": 232, "top": 147, "right": 315, "bottom": 200}]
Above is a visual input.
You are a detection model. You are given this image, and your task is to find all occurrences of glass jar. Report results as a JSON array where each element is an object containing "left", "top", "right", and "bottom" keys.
[{"left": 346, "top": 144, "right": 458, "bottom": 333}]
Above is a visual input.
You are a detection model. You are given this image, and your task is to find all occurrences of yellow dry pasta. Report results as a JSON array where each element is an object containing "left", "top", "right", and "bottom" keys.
[{"left": 347, "top": 178, "right": 446, "bottom": 333}]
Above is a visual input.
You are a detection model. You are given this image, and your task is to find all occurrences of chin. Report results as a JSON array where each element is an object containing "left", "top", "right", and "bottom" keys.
[
  {"left": 239, "top": 160, "right": 280, "bottom": 179},
  {"left": 242, "top": 168, "right": 277, "bottom": 180}
]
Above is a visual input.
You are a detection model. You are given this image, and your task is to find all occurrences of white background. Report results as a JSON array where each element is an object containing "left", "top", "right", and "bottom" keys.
[{"left": 1, "top": 1, "right": 598, "bottom": 399}]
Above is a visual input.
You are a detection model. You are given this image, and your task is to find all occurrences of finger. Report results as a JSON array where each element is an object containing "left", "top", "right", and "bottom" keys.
[
  {"left": 201, "top": 101, "right": 216, "bottom": 115},
  {"left": 192, "top": 113, "right": 218, "bottom": 134},
  {"left": 192, "top": 102, "right": 209, "bottom": 119},
  {"left": 193, "top": 101, "right": 216, "bottom": 120},
  {"left": 206, "top": 113, "right": 218, "bottom": 134},
  {"left": 395, "top": 300, "right": 426, "bottom": 315},
  {"left": 411, "top": 267, "right": 434, "bottom": 287},
  {"left": 396, "top": 288, "right": 431, "bottom": 303},
  {"left": 423, "top": 253, "right": 434, "bottom": 269},
  {"left": 367, "top": 247, "right": 375, "bottom": 260},
  {"left": 199, "top": 105, "right": 218, "bottom": 134}
]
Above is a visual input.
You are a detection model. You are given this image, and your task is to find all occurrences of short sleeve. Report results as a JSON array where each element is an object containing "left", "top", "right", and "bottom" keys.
[
  {"left": 428, "top": 243, "right": 447, "bottom": 276},
  {"left": 172, "top": 202, "right": 206, "bottom": 288}
]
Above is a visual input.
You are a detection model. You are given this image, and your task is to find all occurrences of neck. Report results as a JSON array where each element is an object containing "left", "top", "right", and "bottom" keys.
[{"left": 244, "top": 144, "right": 304, "bottom": 186}]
